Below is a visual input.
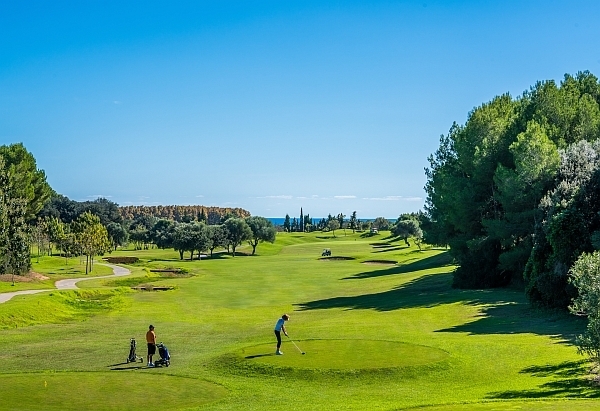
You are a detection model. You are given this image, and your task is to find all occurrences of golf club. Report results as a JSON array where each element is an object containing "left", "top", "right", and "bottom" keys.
[{"left": 287, "top": 335, "right": 305, "bottom": 355}]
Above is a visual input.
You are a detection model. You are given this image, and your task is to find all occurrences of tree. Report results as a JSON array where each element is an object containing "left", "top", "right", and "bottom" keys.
[
  {"left": 525, "top": 140, "right": 600, "bottom": 307},
  {"left": 372, "top": 217, "right": 390, "bottom": 230},
  {"left": 392, "top": 217, "right": 423, "bottom": 247},
  {"left": 172, "top": 223, "right": 195, "bottom": 260},
  {"left": 206, "top": 224, "right": 228, "bottom": 257},
  {"left": 246, "top": 216, "right": 277, "bottom": 255},
  {"left": 0, "top": 143, "right": 52, "bottom": 221},
  {"left": 327, "top": 219, "right": 340, "bottom": 237},
  {"left": 337, "top": 213, "right": 346, "bottom": 235},
  {"left": 129, "top": 226, "right": 149, "bottom": 250},
  {"left": 3, "top": 199, "right": 30, "bottom": 284},
  {"left": 304, "top": 214, "right": 312, "bottom": 232},
  {"left": 0, "top": 158, "right": 31, "bottom": 282},
  {"left": 569, "top": 251, "right": 600, "bottom": 363},
  {"left": 72, "top": 211, "right": 111, "bottom": 274},
  {"left": 425, "top": 71, "right": 600, "bottom": 292},
  {"left": 46, "top": 216, "right": 66, "bottom": 256},
  {"left": 148, "top": 219, "right": 175, "bottom": 249},
  {"left": 189, "top": 222, "right": 210, "bottom": 260},
  {"left": 224, "top": 218, "right": 252, "bottom": 256},
  {"left": 39, "top": 194, "right": 80, "bottom": 223},
  {"left": 33, "top": 219, "right": 51, "bottom": 261},
  {"left": 283, "top": 214, "right": 291, "bottom": 232},
  {"left": 349, "top": 211, "right": 358, "bottom": 233},
  {"left": 300, "top": 208, "right": 304, "bottom": 232},
  {"left": 106, "top": 222, "right": 129, "bottom": 250}
]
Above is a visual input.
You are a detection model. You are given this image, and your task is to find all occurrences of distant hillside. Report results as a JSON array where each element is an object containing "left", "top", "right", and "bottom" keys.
[{"left": 119, "top": 205, "right": 250, "bottom": 225}]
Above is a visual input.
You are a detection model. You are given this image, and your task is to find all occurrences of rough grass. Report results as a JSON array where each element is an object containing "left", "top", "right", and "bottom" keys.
[
  {"left": 0, "top": 231, "right": 598, "bottom": 410},
  {"left": 0, "top": 289, "right": 130, "bottom": 329}
]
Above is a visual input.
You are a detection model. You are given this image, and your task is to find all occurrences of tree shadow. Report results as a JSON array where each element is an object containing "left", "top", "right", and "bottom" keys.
[
  {"left": 297, "top": 272, "right": 584, "bottom": 341},
  {"left": 486, "top": 360, "right": 600, "bottom": 399},
  {"left": 373, "top": 246, "right": 406, "bottom": 253},
  {"left": 344, "top": 252, "right": 454, "bottom": 280},
  {"left": 370, "top": 242, "right": 393, "bottom": 247},
  {"left": 436, "top": 302, "right": 585, "bottom": 342}
]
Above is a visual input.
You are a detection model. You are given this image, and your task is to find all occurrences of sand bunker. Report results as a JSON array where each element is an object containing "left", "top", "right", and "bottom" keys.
[{"left": 362, "top": 260, "right": 397, "bottom": 265}]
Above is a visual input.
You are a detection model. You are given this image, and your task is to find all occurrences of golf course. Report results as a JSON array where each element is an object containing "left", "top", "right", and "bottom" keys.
[{"left": 0, "top": 231, "right": 598, "bottom": 410}]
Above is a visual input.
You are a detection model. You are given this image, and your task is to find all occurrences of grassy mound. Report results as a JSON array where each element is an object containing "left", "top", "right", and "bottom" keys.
[
  {"left": 0, "top": 373, "right": 226, "bottom": 411},
  {"left": 241, "top": 339, "right": 449, "bottom": 370},
  {"left": 0, "top": 289, "right": 129, "bottom": 329}
]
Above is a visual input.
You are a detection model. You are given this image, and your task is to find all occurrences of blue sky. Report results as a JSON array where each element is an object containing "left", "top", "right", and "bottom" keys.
[{"left": 1, "top": 1, "right": 599, "bottom": 218}]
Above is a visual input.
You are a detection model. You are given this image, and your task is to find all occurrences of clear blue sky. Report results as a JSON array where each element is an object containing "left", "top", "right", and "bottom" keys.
[{"left": 1, "top": 1, "right": 599, "bottom": 218}]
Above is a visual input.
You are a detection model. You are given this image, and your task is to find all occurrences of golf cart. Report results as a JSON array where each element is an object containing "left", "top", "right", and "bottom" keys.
[{"left": 322, "top": 249, "right": 331, "bottom": 257}]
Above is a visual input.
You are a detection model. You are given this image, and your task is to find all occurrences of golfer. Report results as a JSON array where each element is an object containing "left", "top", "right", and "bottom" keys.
[
  {"left": 146, "top": 325, "right": 156, "bottom": 367},
  {"left": 274, "top": 314, "right": 289, "bottom": 355}
]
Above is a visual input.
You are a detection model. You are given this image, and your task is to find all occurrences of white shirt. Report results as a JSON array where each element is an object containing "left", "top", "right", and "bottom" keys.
[{"left": 274, "top": 318, "right": 285, "bottom": 331}]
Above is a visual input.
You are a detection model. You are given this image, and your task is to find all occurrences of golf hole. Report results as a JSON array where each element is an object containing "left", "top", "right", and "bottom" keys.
[{"left": 241, "top": 339, "right": 449, "bottom": 370}]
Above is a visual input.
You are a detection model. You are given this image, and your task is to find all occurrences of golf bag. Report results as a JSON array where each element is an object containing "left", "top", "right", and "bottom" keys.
[
  {"left": 126, "top": 338, "right": 144, "bottom": 363},
  {"left": 154, "top": 342, "right": 171, "bottom": 367}
]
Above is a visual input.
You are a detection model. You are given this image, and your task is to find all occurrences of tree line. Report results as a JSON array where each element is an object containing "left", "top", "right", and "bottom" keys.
[
  {"left": 0, "top": 142, "right": 276, "bottom": 277},
  {"left": 425, "top": 71, "right": 600, "bottom": 308},
  {"left": 123, "top": 215, "right": 276, "bottom": 258},
  {"left": 119, "top": 205, "right": 250, "bottom": 225},
  {"left": 281, "top": 209, "right": 424, "bottom": 246}
]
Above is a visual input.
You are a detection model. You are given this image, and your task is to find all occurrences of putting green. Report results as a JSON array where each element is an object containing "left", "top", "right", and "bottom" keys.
[
  {"left": 0, "top": 372, "right": 226, "bottom": 411},
  {"left": 241, "top": 339, "right": 448, "bottom": 370},
  {"left": 407, "top": 400, "right": 600, "bottom": 410}
]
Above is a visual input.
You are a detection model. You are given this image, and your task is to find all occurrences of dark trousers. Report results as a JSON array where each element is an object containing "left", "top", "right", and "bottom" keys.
[{"left": 274, "top": 330, "right": 282, "bottom": 349}]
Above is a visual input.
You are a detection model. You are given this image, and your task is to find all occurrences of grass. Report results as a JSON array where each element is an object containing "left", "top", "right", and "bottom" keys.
[{"left": 0, "top": 231, "right": 597, "bottom": 410}]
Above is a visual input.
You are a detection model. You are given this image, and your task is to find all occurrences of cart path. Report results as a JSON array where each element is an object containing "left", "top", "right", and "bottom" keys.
[{"left": 0, "top": 263, "right": 131, "bottom": 304}]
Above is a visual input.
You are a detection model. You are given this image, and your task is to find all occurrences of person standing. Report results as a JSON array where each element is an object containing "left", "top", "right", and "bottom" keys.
[
  {"left": 274, "top": 314, "right": 289, "bottom": 355},
  {"left": 146, "top": 325, "right": 156, "bottom": 367}
]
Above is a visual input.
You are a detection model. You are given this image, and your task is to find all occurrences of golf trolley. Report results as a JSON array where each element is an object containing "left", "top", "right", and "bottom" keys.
[
  {"left": 126, "top": 338, "right": 144, "bottom": 363},
  {"left": 154, "top": 342, "right": 171, "bottom": 367}
]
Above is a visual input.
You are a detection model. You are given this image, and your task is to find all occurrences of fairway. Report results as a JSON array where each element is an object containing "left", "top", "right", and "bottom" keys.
[{"left": 0, "top": 231, "right": 598, "bottom": 410}]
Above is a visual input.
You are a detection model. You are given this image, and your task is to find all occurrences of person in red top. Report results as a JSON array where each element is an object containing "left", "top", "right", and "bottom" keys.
[{"left": 146, "top": 325, "right": 156, "bottom": 367}]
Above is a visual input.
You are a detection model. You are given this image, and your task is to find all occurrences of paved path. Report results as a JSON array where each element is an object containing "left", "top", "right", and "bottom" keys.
[{"left": 0, "top": 263, "right": 131, "bottom": 304}]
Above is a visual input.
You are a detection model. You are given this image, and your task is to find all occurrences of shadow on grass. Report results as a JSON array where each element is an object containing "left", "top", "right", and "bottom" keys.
[
  {"left": 486, "top": 359, "right": 600, "bottom": 399},
  {"left": 373, "top": 246, "right": 407, "bottom": 253},
  {"left": 344, "top": 252, "right": 454, "bottom": 280},
  {"left": 109, "top": 362, "right": 147, "bottom": 371},
  {"left": 245, "top": 353, "right": 275, "bottom": 359},
  {"left": 297, "top": 272, "right": 585, "bottom": 341},
  {"left": 370, "top": 242, "right": 393, "bottom": 248}
]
